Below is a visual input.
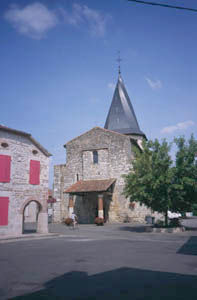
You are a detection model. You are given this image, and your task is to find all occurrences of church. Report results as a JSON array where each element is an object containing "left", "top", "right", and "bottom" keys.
[{"left": 53, "top": 73, "right": 158, "bottom": 223}]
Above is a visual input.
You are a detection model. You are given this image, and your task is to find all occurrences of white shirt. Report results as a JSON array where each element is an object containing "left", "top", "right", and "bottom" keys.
[{"left": 71, "top": 213, "right": 76, "bottom": 221}]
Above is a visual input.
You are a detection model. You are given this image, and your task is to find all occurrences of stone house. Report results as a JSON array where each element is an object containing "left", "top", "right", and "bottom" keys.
[
  {"left": 53, "top": 74, "right": 159, "bottom": 223},
  {"left": 0, "top": 125, "right": 51, "bottom": 235}
]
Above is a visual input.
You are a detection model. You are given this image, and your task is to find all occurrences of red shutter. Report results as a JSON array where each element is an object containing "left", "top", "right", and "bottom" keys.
[
  {"left": 0, "top": 197, "right": 9, "bottom": 226},
  {"left": 29, "top": 160, "right": 40, "bottom": 185},
  {"left": 0, "top": 155, "right": 11, "bottom": 182}
]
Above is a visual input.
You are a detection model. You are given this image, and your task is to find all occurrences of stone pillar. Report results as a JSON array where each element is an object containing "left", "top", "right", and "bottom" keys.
[
  {"left": 68, "top": 194, "right": 74, "bottom": 217},
  {"left": 37, "top": 212, "right": 48, "bottom": 234},
  {"left": 98, "top": 194, "right": 104, "bottom": 219},
  {"left": 16, "top": 214, "right": 23, "bottom": 236}
]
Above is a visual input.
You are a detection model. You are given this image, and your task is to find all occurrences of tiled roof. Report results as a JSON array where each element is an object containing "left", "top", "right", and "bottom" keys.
[
  {"left": 0, "top": 124, "right": 51, "bottom": 157},
  {"left": 64, "top": 178, "right": 116, "bottom": 194}
]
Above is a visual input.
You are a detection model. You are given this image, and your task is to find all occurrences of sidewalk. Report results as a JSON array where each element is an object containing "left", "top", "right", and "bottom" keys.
[
  {"left": 0, "top": 232, "right": 60, "bottom": 243},
  {"left": 0, "top": 223, "right": 148, "bottom": 243},
  {"left": 1, "top": 218, "right": 197, "bottom": 244}
]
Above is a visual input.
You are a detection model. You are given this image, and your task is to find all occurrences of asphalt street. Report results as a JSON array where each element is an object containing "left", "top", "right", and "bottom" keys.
[{"left": 0, "top": 223, "right": 197, "bottom": 300}]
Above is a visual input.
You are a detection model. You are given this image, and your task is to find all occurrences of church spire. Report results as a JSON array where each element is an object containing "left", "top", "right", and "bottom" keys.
[
  {"left": 104, "top": 74, "right": 146, "bottom": 138},
  {"left": 117, "top": 51, "right": 122, "bottom": 75}
]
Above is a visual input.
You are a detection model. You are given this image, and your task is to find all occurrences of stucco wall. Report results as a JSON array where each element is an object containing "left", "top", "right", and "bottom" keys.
[{"left": 0, "top": 130, "right": 49, "bottom": 235}]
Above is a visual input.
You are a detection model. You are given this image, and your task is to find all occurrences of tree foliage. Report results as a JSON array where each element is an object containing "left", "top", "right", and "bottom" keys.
[
  {"left": 123, "top": 135, "right": 197, "bottom": 225},
  {"left": 172, "top": 135, "right": 197, "bottom": 213}
]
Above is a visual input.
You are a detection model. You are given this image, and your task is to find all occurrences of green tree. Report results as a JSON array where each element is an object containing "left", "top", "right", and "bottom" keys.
[
  {"left": 124, "top": 135, "right": 197, "bottom": 226},
  {"left": 124, "top": 139, "right": 174, "bottom": 226},
  {"left": 172, "top": 135, "right": 197, "bottom": 214}
]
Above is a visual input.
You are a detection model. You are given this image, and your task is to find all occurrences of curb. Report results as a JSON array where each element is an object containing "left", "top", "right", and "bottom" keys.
[{"left": 0, "top": 233, "right": 60, "bottom": 243}]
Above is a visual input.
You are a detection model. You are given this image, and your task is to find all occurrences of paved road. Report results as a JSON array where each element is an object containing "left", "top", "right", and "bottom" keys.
[
  {"left": 181, "top": 216, "right": 197, "bottom": 229},
  {"left": 0, "top": 223, "right": 197, "bottom": 299}
]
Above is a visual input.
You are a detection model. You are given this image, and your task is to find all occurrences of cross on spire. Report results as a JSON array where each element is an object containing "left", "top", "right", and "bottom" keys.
[{"left": 117, "top": 51, "right": 122, "bottom": 75}]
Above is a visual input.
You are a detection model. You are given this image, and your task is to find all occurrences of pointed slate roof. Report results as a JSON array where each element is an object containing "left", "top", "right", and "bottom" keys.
[{"left": 104, "top": 74, "right": 146, "bottom": 138}]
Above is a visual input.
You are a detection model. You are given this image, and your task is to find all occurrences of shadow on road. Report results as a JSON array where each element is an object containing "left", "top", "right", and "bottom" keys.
[
  {"left": 12, "top": 267, "right": 197, "bottom": 300},
  {"left": 119, "top": 225, "right": 148, "bottom": 232},
  {"left": 177, "top": 236, "right": 197, "bottom": 256}
]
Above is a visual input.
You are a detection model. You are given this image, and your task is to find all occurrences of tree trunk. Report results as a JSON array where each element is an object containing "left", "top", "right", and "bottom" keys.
[{"left": 165, "top": 210, "right": 168, "bottom": 227}]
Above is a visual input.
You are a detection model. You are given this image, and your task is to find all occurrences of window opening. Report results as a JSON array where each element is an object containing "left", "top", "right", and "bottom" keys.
[
  {"left": 93, "top": 150, "right": 98, "bottom": 164},
  {"left": 29, "top": 160, "right": 40, "bottom": 185},
  {"left": 1, "top": 142, "right": 8, "bottom": 148},
  {"left": 0, "top": 155, "right": 11, "bottom": 182},
  {"left": 0, "top": 197, "right": 9, "bottom": 226}
]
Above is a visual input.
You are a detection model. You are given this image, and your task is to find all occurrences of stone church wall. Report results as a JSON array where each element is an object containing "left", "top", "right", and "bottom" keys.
[
  {"left": 83, "top": 149, "right": 109, "bottom": 180},
  {"left": 53, "top": 127, "right": 162, "bottom": 224}
]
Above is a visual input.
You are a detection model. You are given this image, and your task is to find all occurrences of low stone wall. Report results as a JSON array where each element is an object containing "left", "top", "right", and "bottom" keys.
[{"left": 146, "top": 226, "right": 186, "bottom": 233}]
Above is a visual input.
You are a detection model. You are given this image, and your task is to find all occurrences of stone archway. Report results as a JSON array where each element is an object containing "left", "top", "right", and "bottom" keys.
[
  {"left": 22, "top": 200, "right": 41, "bottom": 234},
  {"left": 20, "top": 199, "right": 48, "bottom": 234}
]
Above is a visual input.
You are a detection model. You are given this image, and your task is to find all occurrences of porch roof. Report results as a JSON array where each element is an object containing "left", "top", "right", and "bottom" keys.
[{"left": 64, "top": 178, "right": 116, "bottom": 194}]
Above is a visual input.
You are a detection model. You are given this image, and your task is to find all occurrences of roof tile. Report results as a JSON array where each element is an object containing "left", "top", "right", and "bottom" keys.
[{"left": 64, "top": 178, "right": 116, "bottom": 194}]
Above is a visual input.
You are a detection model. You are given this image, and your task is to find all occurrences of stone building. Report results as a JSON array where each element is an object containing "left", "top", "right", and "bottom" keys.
[
  {"left": 0, "top": 125, "right": 51, "bottom": 235},
  {"left": 53, "top": 74, "right": 158, "bottom": 223}
]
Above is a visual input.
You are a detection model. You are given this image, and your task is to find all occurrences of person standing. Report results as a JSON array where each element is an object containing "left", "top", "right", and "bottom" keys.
[{"left": 71, "top": 212, "right": 78, "bottom": 228}]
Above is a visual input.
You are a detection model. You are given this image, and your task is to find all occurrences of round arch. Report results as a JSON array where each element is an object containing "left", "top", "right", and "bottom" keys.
[
  {"left": 21, "top": 198, "right": 48, "bottom": 234},
  {"left": 20, "top": 198, "right": 47, "bottom": 215}
]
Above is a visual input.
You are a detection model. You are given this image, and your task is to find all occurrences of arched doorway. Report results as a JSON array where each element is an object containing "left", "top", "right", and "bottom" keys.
[{"left": 22, "top": 201, "right": 42, "bottom": 234}]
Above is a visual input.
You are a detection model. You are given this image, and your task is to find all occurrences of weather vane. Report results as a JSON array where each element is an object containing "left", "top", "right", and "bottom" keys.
[{"left": 117, "top": 51, "right": 122, "bottom": 75}]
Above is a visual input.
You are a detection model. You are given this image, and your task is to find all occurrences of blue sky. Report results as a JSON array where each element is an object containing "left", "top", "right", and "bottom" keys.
[{"left": 1, "top": 0, "right": 197, "bottom": 186}]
